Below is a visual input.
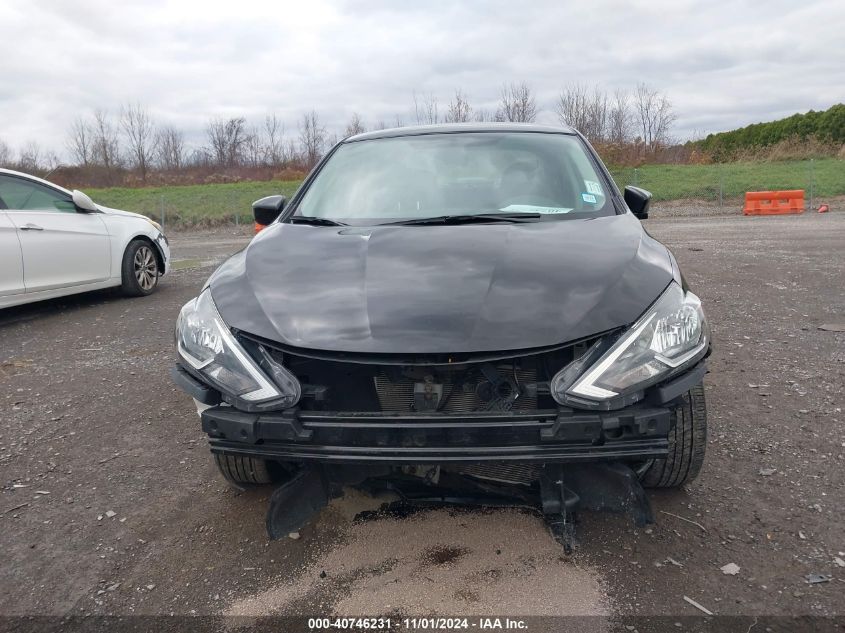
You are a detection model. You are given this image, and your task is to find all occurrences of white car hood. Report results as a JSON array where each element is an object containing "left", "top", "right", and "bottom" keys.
[{"left": 96, "top": 204, "right": 148, "bottom": 220}]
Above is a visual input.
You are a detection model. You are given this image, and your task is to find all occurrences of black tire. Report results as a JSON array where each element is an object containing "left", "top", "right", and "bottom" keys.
[
  {"left": 214, "top": 453, "right": 274, "bottom": 487},
  {"left": 640, "top": 384, "right": 707, "bottom": 488},
  {"left": 121, "top": 239, "right": 160, "bottom": 297}
]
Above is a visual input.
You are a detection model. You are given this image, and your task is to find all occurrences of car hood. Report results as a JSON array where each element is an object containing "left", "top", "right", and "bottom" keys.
[
  {"left": 209, "top": 214, "right": 674, "bottom": 354},
  {"left": 97, "top": 204, "right": 148, "bottom": 220}
]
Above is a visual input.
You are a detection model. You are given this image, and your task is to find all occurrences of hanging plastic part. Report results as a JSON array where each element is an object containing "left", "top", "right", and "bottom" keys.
[
  {"left": 540, "top": 462, "right": 654, "bottom": 553},
  {"left": 265, "top": 467, "right": 332, "bottom": 539},
  {"left": 565, "top": 462, "right": 655, "bottom": 528},
  {"left": 266, "top": 465, "right": 392, "bottom": 539},
  {"left": 539, "top": 465, "right": 580, "bottom": 554}
]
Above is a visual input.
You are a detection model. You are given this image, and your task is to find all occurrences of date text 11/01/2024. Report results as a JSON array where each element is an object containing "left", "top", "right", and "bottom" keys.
[{"left": 308, "top": 617, "right": 528, "bottom": 630}]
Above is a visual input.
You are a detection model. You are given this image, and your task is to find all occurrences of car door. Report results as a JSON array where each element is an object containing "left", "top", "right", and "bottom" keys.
[
  {"left": 0, "top": 209, "right": 25, "bottom": 299},
  {"left": 0, "top": 174, "right": 111, "bottom": 293}
]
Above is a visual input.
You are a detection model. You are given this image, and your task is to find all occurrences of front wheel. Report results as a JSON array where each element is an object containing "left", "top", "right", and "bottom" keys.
[
  {"left": 214, "top": 454, "right": 275, "bottom": 488},
  {"left": 121, "top": 239, "right": 159, "bottom": 297},
  {"left": 639, "top": 384, "right": 707, "bottom": 488}
]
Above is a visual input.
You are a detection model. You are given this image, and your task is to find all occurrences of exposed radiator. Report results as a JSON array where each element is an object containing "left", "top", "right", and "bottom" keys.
[
  {"left": 373, "top": 367, "right": 537, "bottom": 412},
  {"left": 451, "top": 463, "right": 540, "bottom": 486}
]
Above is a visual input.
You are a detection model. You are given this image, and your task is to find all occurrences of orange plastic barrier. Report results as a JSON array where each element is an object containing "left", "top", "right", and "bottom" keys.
[{"left": 743, "top": 190, "right": 805, "bottom": 216}]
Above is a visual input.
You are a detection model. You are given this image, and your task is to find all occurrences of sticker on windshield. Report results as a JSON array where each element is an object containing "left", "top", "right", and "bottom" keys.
[
  {"left": 581, "top": 193, "right": 597, "bottom": 204},
  {"left": 500, "top": 204, "right": 573, "bottom": 214},
  {"left": 584, "top": 180, "right": 603, "bottom": 195}
]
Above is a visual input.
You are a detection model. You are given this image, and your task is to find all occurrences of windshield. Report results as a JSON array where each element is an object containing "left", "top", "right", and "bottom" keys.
[{"left": 293, "top": 132, "right": 614, "bottom": 225}]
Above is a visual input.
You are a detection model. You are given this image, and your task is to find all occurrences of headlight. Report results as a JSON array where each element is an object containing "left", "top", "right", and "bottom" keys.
[
  {"left": 146, "top": 217, "right": 163, "bottom": 232},
  {"left": 176, "top": 289, "right": 300, "bottom": 409},
  {"left": 551, "top": 282, "right": 709, "bottom": 409}
]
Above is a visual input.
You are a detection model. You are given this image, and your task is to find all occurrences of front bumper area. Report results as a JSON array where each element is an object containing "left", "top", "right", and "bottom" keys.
[
  {"left": 198, "top": 405, "right": 671, "bottom": 464},
  {"left": 154, "top": 231, "right": 171, "bottom": 276},
  {"left": 173, "top": 360, "right": 707, "bottom": 465}
]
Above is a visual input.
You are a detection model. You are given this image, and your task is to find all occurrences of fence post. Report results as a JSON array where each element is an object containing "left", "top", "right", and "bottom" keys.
[
  {"left": 809, "top": 159, "right": 815, "bottom": 211},
  {"left": 234, "top": 190, "right": 240, "bottom": 228},
  {"left": 160, "top": 194, "right": 165, "bottom": 230},
  {"left": 718, "top": 164, "right": 723, "bottom": 211},
  {"left": 633, "top": 168, "right": 639, "bottom": 187}
]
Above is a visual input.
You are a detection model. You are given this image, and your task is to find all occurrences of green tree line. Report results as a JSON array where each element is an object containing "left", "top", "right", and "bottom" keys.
[{"left": 695, "top": 103, "right": 845, "bottom": 160}]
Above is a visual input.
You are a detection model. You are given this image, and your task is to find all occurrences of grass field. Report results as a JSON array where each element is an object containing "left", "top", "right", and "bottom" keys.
[
  {"left": 610, "top": 158, "right": 844, "bottom": 202},
  {"left": 89, "top": 180, "right": 303, "bottom": 227},
  {"left": 87, "top": 158, "right": 844, "bottom": 227}
]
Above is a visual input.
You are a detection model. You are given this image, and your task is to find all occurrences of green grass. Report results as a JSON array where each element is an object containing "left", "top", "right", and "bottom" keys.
[
  {"left": 86, "top": 158, "right": 844, "bottom": 227},
  {"left": 609, "top": 158, "right": 844, "bottom": 202},
  {"left": 87, "top": 180, "right": 302, "bottom": 227}
]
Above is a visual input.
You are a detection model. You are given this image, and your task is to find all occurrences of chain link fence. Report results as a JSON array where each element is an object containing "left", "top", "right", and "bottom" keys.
[{"left": 147, "top": 188, "right": 287, "bottom": 232}]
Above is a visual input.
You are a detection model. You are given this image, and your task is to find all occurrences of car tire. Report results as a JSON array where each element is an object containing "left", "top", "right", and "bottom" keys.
[
  {"left": 639, "top": 384, "right": 707, "bottom": 488},
  {"left": 214, "top": 454, "right": 275, "bottom": 487},
  {"left": 121, "top": 239, "right": 160, "bottom": 296}
]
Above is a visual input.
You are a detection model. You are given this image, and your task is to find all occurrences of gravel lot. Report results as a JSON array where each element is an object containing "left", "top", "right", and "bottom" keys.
[{"left": 1, "top": 212, "right": 843, "bottom": 630}]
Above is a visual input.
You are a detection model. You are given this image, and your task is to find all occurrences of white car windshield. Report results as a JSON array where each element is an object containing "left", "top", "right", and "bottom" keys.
[{"left": 293, "top": 132, "right": 614, "bottom": 225}]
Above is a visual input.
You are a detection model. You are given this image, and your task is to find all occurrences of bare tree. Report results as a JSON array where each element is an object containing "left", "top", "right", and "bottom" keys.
[
  {"left": 588, "top": 90, "right": 609, "bottom": 141},
  {"left": 344, "top": 113, "right": 366, "bottom": 137},
  {"left": 187, "top": 148, "right": 212, "bottom": 167},
  {"left": 284, "top": 138, "right": 299, "bottom": 166},
  {"left": 445, "top": 90, "right": 473, "bottom": 123},
  {"left": 244, "top": 124, "right": 264, "bottom": 167},
  {"left": 0, "top": 138, "right": 12, "bottom": 167},
  {"left": 496, "top": 82, "right": 537, "bottom": 123},
  {"left": 555, "top": 84, "right": 608, "bottom": 142},
  {"left": 413, "top": 92, "right": 440, "bottom": 125},
  {"left": 18, "top": 141, "right": 42, "bottom": 172},
  {"left": 555, "top": 84, "right": 590, "bottom": 134},
  {"left": 206, "top": 117, "right": 249, "bottom": 167},
  {"left": 120, "top": 103, "right": 157, "bottom": 182},
  {"left": 91, "top": 109, "right": 122, "bottom": 172},
  {"left": 607, "top": 88, "right": 632, "bottom": 144},
  {"left": 42, "top": 150, "right": 61, "bottom": 172},
  {"left": 155, "top": 125, "right": 185, "bottom": 170},
  {"left": 298, "top": 110, "right": 326, "bottom": 168},
  {"left": 634, "top": 83, "right": 676, "bottom": 148},
  {"left": 67, "top": 117, "right": 93, "bottom": 167},
  {"left": 474, "top": 108, "right": 494, "bottom": 123},
  {"left": 263, "top": 114, "right": 285, "bottom": 166}
]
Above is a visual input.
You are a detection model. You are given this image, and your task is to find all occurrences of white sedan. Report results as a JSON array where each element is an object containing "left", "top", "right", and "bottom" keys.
[{"left": 0, "top": 168, "right": 170, "bottom": 309}]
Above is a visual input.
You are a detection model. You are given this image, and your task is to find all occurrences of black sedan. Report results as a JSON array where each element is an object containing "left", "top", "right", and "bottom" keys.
[{"left": 172, "top": 123, "right": 710, "bottom": 537}]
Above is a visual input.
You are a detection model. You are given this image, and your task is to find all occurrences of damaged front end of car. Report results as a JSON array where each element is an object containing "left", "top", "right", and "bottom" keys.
[{"left": 171, "top": 281, "right": 709, "bottom": 550}]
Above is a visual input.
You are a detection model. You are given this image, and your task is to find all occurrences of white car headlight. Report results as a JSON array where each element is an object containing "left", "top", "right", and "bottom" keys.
[
  {"left": 551, "top": 282, "right": 709, "bottom": 409},
  {"left": 176, "top": 289, "right": 300, "bottom": 408}
]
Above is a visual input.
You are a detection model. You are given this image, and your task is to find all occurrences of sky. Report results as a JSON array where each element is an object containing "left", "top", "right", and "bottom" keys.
[{"left": 1, "top": 0, "right": 844, "bottom": 159}]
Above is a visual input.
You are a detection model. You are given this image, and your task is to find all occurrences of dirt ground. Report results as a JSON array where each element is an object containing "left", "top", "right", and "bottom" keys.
[{"left": 1, "top": 213, "right": 843, "bottom": 631}]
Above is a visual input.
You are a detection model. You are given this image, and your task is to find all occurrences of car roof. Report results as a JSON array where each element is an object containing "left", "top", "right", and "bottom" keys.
[
  {"left": 344, "top": 122, "right": 577, "bottom": 143},
  {"left": 0, "top": 167, "right": 72, "bottom": 195}
]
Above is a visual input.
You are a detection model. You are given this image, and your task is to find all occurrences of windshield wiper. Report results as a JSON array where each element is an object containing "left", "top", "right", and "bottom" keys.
[
  {"left": 386, "top": 213, "right": 542, "bottom": 226},
  {"left": 289, "top": 216, "right": 347, "bottom": 226}
]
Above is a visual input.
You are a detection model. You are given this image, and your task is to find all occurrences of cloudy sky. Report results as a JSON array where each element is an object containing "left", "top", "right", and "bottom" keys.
[{"left": 1, "top": 0, "right": 843, "bottom": 158}]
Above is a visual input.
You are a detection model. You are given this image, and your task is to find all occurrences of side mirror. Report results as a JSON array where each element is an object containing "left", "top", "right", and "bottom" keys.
[
  {"left": 253, "top": 195, "right": 286, "bottom": 232},
  {"left": 624, "top": 186, "right": 651, "bottom": 220},
  {"left": 72, "top": 189, "right": 98, "bottom": 213}
]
